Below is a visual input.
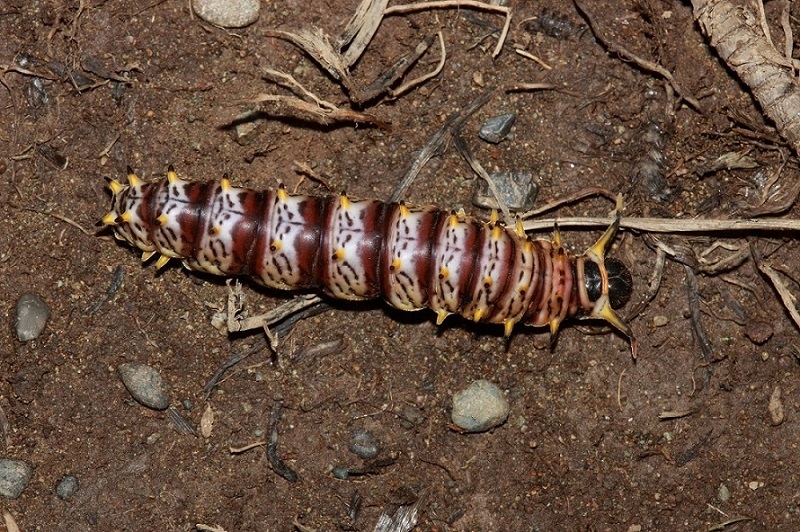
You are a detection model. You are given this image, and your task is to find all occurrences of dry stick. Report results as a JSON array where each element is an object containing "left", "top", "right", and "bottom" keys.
[
  {"left": 388, "top": 89, "right": 493, "bottom": 202},
  {"left": 522, "top": 215, "right": 800, "bottom": 233},
  {"left": 693, "top": 0, "right": 800, "bottom": 154},
  {"left": 575, "top": 0, "right": 701, "bottom": 112},
  {"left": 384, "top": 0, "right": 511, "bottom": 58},
  {"left": 514, "top": 48, "right": 552, "bottom": 70},
  {"left": 242, "top": 93, "right": 388, "bottom": 128}
]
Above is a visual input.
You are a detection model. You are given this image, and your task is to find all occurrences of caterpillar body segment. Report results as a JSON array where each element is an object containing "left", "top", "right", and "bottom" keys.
[{"left": 103, "top": 167, "right": 634, "bottom": 347}]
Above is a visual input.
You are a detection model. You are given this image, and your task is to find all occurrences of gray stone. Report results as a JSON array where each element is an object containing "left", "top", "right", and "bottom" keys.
[
  {"left": 15, "top": 293, "right": 50, "bottom": 341},
  {"left": 192, "top": 0, "right": 260, "bottom": 28},
  {"left": 118, "top": 363, "right": 170, "bottom": 410},
  {"left": 56, "top": 475, "right": 79, "bottom": 500},
  {"left": 0, "top": 459, "right": 32, "bottom": 499}
]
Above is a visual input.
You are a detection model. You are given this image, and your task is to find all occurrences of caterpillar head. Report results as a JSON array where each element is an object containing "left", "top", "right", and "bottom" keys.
[
  {"left": 584, "top": 257, "right": 633, "bottom": 310},
  {"left": 577, "top": 198, "right": 636, "bottom": 356}
]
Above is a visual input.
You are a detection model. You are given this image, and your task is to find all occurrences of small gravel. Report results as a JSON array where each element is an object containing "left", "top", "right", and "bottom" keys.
[
  {"left": 0, "top": 459, "right": 32, "bottom": 499},
  {"left": 118, "top": 363, "right": 170, "bottom": 410},
  {"left": 192, "top": 0, "right": 260, "bottom": 28},
  {"left": 451, "top": 380, "right": 509, "bottom": 433},
  {"left": 768, "top": 385, "right": 785, "bottom": 426},
  {"left": 56, "top": 475, "right": 79, "bottom": 500},
  {"left": 348, "top": 428, "right": 380, "bottom": 459},
  {"left": 15, "top": 293, "right": 51, "bottom": 341}
]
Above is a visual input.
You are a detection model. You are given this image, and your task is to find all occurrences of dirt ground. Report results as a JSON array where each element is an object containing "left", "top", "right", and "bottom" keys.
[{"left": 2, "top": 0, "right": 800, "bottom": 530}]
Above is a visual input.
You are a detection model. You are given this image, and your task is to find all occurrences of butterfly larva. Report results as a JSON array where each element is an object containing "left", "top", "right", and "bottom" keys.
[{"left": 102, "top": 167, "right": 635, "bottom": 349}]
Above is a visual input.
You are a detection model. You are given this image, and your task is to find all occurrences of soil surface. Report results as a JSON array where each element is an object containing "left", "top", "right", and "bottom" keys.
[{"left": 2, "top": 0, "right": 800, "bottom": 530}]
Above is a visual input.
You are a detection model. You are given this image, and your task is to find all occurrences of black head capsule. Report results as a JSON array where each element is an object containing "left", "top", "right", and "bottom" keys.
[{"left": 585, "top": 258, "right": 632, "bottom": 309}]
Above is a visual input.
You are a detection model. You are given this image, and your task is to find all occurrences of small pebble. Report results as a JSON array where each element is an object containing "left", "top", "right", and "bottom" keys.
[
  {"left": 331, "top": 466, "right": 351, "bottom": 480},
  {"left": 0, "top": 459, "right": 32, "bottom": 499},
  {"left": 479, "top": 113, "right": 516, "bottom": 143},
  {"left": 200, "top": 405, "right": 215, "bottom": 438},
  {"left": 398, "top": 405, "right": 426, "bottom": 428},
  {"left": 15, "top": 293, "right": 51, "bottom": 341},
  {"left": 192, "top": 0, "right": 260, "bottom": 28},
  {"left": 652, "top": 315, "right": 669, "bottom": 327},
  {"left": 348, "top": 428, "right": 380, "bottom": 459},
  {"left": 451, "top": 380, "right": 509, "bottom": 433},
  {"left": 56, "top": 475, "right": 79, "bottom": 500},
  {"left": 717, "top": 483, "right": 730, "bottom": 502},
  {"left": 768, "top": 386, "right": 785, "bottom": 426},
  {"left": 118, "top": 363, "right": 170, "bottom": 410}
]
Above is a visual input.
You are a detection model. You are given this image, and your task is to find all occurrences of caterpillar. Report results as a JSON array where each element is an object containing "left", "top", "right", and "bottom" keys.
[{"left": 101, "top": 167, "right": 635, "bottom": 350}]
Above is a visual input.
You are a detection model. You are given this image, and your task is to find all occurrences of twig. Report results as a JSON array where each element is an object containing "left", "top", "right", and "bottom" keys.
[
  {"left": 85, "top": 265, "right": 124, "bottom": 315},
  {"left": 229, "top": 441, "right": 266, "bottom": 454},
  {"left": 240, "top": 93, "right": 389, "bottom": 129},
  {"left": 521, "top": 215, "right": 800, "bottom": 234},
  {"left": 513, "top": 48, "right": 552, "bottom": 70}
]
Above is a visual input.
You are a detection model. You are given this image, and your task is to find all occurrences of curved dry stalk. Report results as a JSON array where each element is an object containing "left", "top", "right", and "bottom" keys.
[{"left": 384, "top": 0, "right": 511, "bottom": 58}]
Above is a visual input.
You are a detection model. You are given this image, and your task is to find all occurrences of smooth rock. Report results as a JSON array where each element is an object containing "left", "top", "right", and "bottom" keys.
[
  {"left": 118, "top": 363, "right": 170, "bottom": 410},
  {"left": 15, "top": 293, "right": 51, "bottom": 341},
  {"left": 56, "top": 475, "right": 79, "bottom": 500},
  {"left": 348, "top": 428, "right": 380, "bottom": 459},
  {"left": 192, "top": 0, "right": 260, "bottom": 28},
  {"left": 451, "top": 380, "right": 509, "bottom": 433},
  {"left": 0, "top": 459, "right": 32, "bottom": 499}
]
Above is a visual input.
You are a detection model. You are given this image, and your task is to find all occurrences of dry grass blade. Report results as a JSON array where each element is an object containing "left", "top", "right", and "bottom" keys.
[{"left": 337, "top": 0, "right": 390, "bottom": 67}]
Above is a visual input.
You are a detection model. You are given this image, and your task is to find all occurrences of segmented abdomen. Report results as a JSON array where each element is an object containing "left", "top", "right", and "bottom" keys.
[{"left": 105, "top": 169, "right": 591, "bottom": 335}]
